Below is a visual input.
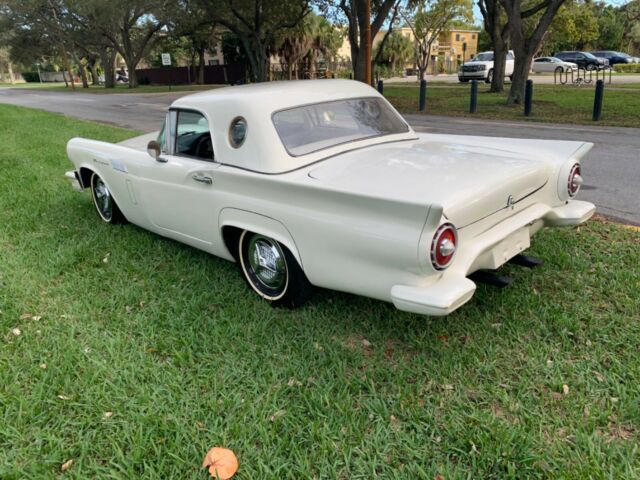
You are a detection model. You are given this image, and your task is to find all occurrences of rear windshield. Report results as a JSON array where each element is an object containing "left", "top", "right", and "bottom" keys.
[{"left": 272, "top": 97, "right": 409, "bottom": 156}]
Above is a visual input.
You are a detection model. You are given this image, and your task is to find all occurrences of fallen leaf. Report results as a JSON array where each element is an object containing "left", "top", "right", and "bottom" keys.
[
  {"left": 102, "top": 253, "right": 110, "bottom": 263},
  {"left": 361, "top": 339, "right": 372, "bottom": 348},
  {"left": 146, "top": 347, "right": 158, "bottom": 354},
  {"left": 270, "top": 409, "right": 286, "bottom": 422},
  {"left": 61, "top": 459, "right": 74, "bottom": 472},
  {"left": 287, "top": 378, "right": 302, "bottom": 387},
  {"left": 19, "top": 313, "right": 32, "bottom": 320},
  {"left": 594, "top": 372, "right": 605, "bottom": 382},
  {"left": 39, "top": 363, "right": 47, "bottom": 369},
  {"left": 202, "top": 447, "right": 238, "bottom": 480},
  {"left": 562, "top": 384, "right": 570, "bottom": 395},
  {"left": 31, "top": 315, "right": 42, "bottom": 321},
  {"left": 195, "top": 421, "right": 204, "bottom": 430},
  {"left": 57, "top": 395, "right": 70, "bottom": 401},
  {"left": 546, "top": 360, "right": 553, "bottom": 367},
  {"left": 103, "top": 411, "right": 113, "bottom": 419},
  {"left": 583, "top": 405, "right": 590, "bottom": 418},
  {"left": 610, "top": 397, "right": 619, "bottom": 403},
  {"left": 11, "top": 328, "right": 21, "bottom": 336}
]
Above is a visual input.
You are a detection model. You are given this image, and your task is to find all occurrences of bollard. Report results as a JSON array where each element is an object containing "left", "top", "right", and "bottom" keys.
[
  {"left": 524, "top": 79, "right": 533, "bottom": 116},
  {"left": 419, "top": 79, "right": 427, "bottom": 111},
  {"left": 593, "top": 79, "right": 604, "bottom": 121},
  {"left": 349, "top": 72, "right": 353, "bottom": 80},
  {"left": 469, "top": 80, "right": 478, "bottom": 113},
  {"left": 377, "top": 79, "right": 383, "bottom": 94}
]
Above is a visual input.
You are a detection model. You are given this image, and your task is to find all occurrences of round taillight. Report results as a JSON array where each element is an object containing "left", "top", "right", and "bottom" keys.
[
  {"left": 568, "top": 163, "right": 583, "bottom": 197},
  {"left": 431, "top": 223, "right": 457, "bottom": 270}
]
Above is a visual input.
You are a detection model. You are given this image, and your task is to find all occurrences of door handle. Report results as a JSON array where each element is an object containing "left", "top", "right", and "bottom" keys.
[{"left": 192, "top": 174, "right": 213, "bottom": 185}]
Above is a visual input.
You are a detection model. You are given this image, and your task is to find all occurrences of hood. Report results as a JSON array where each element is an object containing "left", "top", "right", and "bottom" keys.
[{"left": 307, "top": 134, "right": 586, "bottom": 228}]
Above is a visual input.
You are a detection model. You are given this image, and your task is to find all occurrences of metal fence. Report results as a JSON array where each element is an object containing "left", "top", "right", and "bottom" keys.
[{"left": 135, "top": 64, "right": 246, "bottom": 85}]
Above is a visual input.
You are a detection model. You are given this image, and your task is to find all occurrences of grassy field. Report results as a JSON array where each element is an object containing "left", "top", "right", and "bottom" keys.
[
  {"left": 383, "top": 83, "right": 640, "bottom": 127},
  {"left": 1, "top": 104, "right": 639, "bottom": 479}
]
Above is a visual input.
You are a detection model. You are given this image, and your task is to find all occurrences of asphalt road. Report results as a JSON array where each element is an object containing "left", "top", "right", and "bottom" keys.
[{"left": 1, "top": 87, "right": 638, "bottom": 225}]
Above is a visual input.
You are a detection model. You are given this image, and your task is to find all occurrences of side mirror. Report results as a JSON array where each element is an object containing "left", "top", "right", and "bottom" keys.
[{"left": 147, "top": 140, "right": 162, "bottom": 161}]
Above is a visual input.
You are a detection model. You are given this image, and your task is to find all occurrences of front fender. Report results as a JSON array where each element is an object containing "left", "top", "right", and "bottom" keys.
[{"left": 218, "top": 208, "right": 303, "bottom": 267}]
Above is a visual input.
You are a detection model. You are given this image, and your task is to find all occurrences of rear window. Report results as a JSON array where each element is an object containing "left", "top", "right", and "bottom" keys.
[{"left": 272, "top": 97, "right": 409, "bottom": 157}]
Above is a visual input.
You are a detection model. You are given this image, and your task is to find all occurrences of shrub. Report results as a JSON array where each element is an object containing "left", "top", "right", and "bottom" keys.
[
  {"left": 613, "top": 63, "right": 640, "bottom": 73},
  {"left": 21, "top": 72, "right": 41, "bottom": 83}
]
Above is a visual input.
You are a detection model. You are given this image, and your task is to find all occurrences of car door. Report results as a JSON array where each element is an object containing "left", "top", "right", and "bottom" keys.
[
  {"left": 139, "top": 109, "right": 221, "bottom": 250},
  {"left": 506, "top": 51, "right": 515, "bottom": 74},
  {"left": 534, "top": 58, "right": 549, "bottom": 72}
]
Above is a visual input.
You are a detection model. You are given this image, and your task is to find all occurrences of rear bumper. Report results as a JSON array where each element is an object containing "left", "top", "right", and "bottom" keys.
[{"left": 390, "top": 200, "right": 595, "bottom": 316}]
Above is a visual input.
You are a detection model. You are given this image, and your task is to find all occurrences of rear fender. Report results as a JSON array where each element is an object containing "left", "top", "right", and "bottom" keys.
[{"left": 218, "top": 208, "right": 303, "bottom": 267}]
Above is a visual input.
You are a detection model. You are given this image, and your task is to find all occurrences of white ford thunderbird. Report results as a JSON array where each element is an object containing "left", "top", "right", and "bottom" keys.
[{"left": 65, "top": 80, "right": 595, "bottom": 316}]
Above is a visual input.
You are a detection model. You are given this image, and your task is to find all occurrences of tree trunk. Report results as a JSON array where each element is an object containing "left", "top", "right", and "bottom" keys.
[
  {"left": 506, "top": 48, "right": 533, "bottom": 104},
  {"left": 79, "top": 64, "right": 89, "bottom": 88},
  {"left": 88, "top": 57, "right": 99, "bottom": 86},
  {"left": 7, "top": 61, "right": 15, "bottom": 84},
  {"left": 491, "top": 39, "right": 507, "bottom": 92},
  {"left": 100, "top": 48, "right": 116, "bottom": 88},
  {"left": 125, "top": 59, "right": 139, "bottom": 88},
  {"left": 62, "top": 70, "right": 69, "bottom": 87},
  {"left": 197, "top": 46, "right": 205, "bottom": 84}
]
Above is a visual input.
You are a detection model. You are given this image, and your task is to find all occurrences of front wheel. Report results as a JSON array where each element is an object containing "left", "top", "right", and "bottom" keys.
[
  {"left": 485, "top": 69, "right": 493, "bottom": 83},
  {"left": 238, "top": 231, "right": 312, "bottom": 308},
  {"left": 90, "top": 172, "right": 125, "bottom": 224},
  {"left": 586, "top": 63, "right": 596, "bottom": 71}
]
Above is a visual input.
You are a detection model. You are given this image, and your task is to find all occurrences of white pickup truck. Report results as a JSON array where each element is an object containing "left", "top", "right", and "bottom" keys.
[{"left": 458, "top": 50, "right": 514, "bottom": 83}]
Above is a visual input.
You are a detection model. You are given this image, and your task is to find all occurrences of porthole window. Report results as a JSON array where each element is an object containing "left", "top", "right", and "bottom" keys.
[{"left": 229, "top": 117, "right": 247, "bottom": 148}]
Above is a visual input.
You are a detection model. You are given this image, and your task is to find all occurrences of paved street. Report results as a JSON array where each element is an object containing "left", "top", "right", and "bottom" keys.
[{"left": 1, "top": 87, "right": 638, "bottom": 225}]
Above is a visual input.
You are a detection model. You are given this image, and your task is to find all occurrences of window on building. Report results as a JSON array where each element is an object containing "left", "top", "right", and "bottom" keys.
[
  {"left": 208, "top": 59, "right": 219, "bottom": 66},
  {"left": 456, "top": 34, "right": 460, "bottom": 41},
  {"left": 472, "top": 34, "right": 476, "bottom": 39}
]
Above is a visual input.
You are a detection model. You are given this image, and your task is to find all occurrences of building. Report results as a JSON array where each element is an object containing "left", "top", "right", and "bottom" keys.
[{"left": 337, "top": 27, "right": 480, "bottom": 75}]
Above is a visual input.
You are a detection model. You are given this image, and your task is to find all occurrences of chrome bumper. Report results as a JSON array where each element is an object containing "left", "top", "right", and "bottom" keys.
[
  {"left": 65, "top": 170, "right": 83, "bottom": 192},
  {"left": 390, "top": 200, "right": 595, "bottom": 316}
]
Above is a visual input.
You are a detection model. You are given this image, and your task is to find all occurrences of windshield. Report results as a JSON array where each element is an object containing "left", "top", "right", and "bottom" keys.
[
  {"left": 272, "top": 97, "right": 409, "bottom": 157},
  {"left": 473, "top": 52, "right": 494, "bottom": 61},
  {"left": 584, "top": 52, "right": 598, "bottom": 59}
]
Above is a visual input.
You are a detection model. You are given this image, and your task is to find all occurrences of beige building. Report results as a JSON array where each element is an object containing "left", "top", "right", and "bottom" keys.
[{"left": 338, "top": 27, "right": 480, "bottom": 74}]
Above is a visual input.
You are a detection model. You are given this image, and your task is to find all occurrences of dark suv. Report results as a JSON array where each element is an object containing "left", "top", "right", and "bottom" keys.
[
  {"left": 590, "top": 51, "right": 634, "bottom": 66},
  {"left": 554, "top": 51, "right": 608, "bottom": 70}
]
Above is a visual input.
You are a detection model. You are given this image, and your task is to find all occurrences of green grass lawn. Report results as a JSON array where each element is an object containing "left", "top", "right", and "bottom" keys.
[
  {"left": 384, "top": 83, "right": 640, "bottom": 127},
  {"left": 1, "top": 105, "right": 639, "bottom": 479}
]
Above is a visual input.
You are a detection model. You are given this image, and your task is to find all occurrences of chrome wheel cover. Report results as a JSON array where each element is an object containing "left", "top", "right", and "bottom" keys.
[
  {"left": 93, "top": 176, "right": 113, "bottom": 221},
  {"left": 247, "top": 235, "right": 287, "bottom": 291}
]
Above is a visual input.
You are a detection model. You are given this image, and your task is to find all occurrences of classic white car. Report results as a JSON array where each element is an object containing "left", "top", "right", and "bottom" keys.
[
  {"left": 65, "top": 80, "right": 595, "bottom": 316},
  {"left": 531, "top": 57, "right": 578, "bottom": 73}
]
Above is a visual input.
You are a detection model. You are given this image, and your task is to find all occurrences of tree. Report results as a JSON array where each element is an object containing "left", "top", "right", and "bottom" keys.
[
  {"left": 75, "top": 0, "right": 170, "bottom": 88},
  {"left": 201, "top": 0, "right": 312, "bottom": 83},
  {"left": 596, "top": 5, "right": 624, "bottom": 51},
  {"left": 403, "top": 0, "right": 472, "bottom": 80},
  {"left": 541, "top": 1, "right": 598, "bottom": 54},
  {"left": 374, "top": 30, "right": 413, "bottom": 75},
  {"left": 337, "top": 0, "right": 400, "bottom": 82},
  {"left": 501, "top": 0, "right": 567, "bottom": 105},
  {"left": 478, "top": 0, "right": 509, "bottom": 92}
]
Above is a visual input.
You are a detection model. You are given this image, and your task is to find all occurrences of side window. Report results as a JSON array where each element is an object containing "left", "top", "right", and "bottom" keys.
[
  {"left": 507, "top": 52, "right": 514, "bottom": 60},
  {"left": 576, "top": 53, "right": 585, "bottom": 59},
  {"left": 175, "top": 110, "right": 214, "bottom": 161}
]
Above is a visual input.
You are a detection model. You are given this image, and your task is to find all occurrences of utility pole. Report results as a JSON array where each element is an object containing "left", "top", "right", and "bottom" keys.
[{"left": 364, "top": 0, "right": 372, "bottom": 85}]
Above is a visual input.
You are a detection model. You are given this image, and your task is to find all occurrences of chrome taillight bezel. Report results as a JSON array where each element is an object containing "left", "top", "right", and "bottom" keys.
[
  {"left": 567, "top": 163, "right": 582, "bottom": 197},
  {"left": 430, "top": 223, "right": 458, "bottom": 271}
]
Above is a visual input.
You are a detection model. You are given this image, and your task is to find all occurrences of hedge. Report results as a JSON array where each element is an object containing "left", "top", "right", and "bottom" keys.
[{"left": 613, "top": 63, "right": 640, "bottom": 73}]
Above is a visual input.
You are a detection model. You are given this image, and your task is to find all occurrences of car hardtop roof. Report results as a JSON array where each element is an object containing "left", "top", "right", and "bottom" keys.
[{"left": 171, "top": 79, "right": 381, "bottom": 113}]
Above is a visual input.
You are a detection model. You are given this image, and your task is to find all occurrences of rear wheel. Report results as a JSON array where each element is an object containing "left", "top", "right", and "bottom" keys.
[
  {"left": 238, "top": 231, "right": 312, "bottom": 308},
  {"left": 90, "top": 172, "right": 125, "bottom": 224}
]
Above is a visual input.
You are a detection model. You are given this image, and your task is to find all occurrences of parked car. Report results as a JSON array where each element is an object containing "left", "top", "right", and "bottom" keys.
[
  {"left": 65, "top": 80, "right": 595, "bottom": 316},
  {"left": 554, "top": 51, "right": 608, "bottom": 70},
  {"left": 590, "top": 51, "right": 634, "bottom": 66},
  {"left": 458, "top": 50, "right": 514, "bottom": 83},
  {"left": 531, "top": 56, "right": 578, "bottom": 73}
]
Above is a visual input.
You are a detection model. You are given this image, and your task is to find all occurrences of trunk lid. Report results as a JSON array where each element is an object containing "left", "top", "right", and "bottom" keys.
[{"left": 306, "top": 135, "right": 566, "bottom": 228}]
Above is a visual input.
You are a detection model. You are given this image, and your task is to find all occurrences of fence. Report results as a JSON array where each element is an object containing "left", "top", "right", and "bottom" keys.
[{"left": 135, "top": 64, "right": 246, "bottom": 86}]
